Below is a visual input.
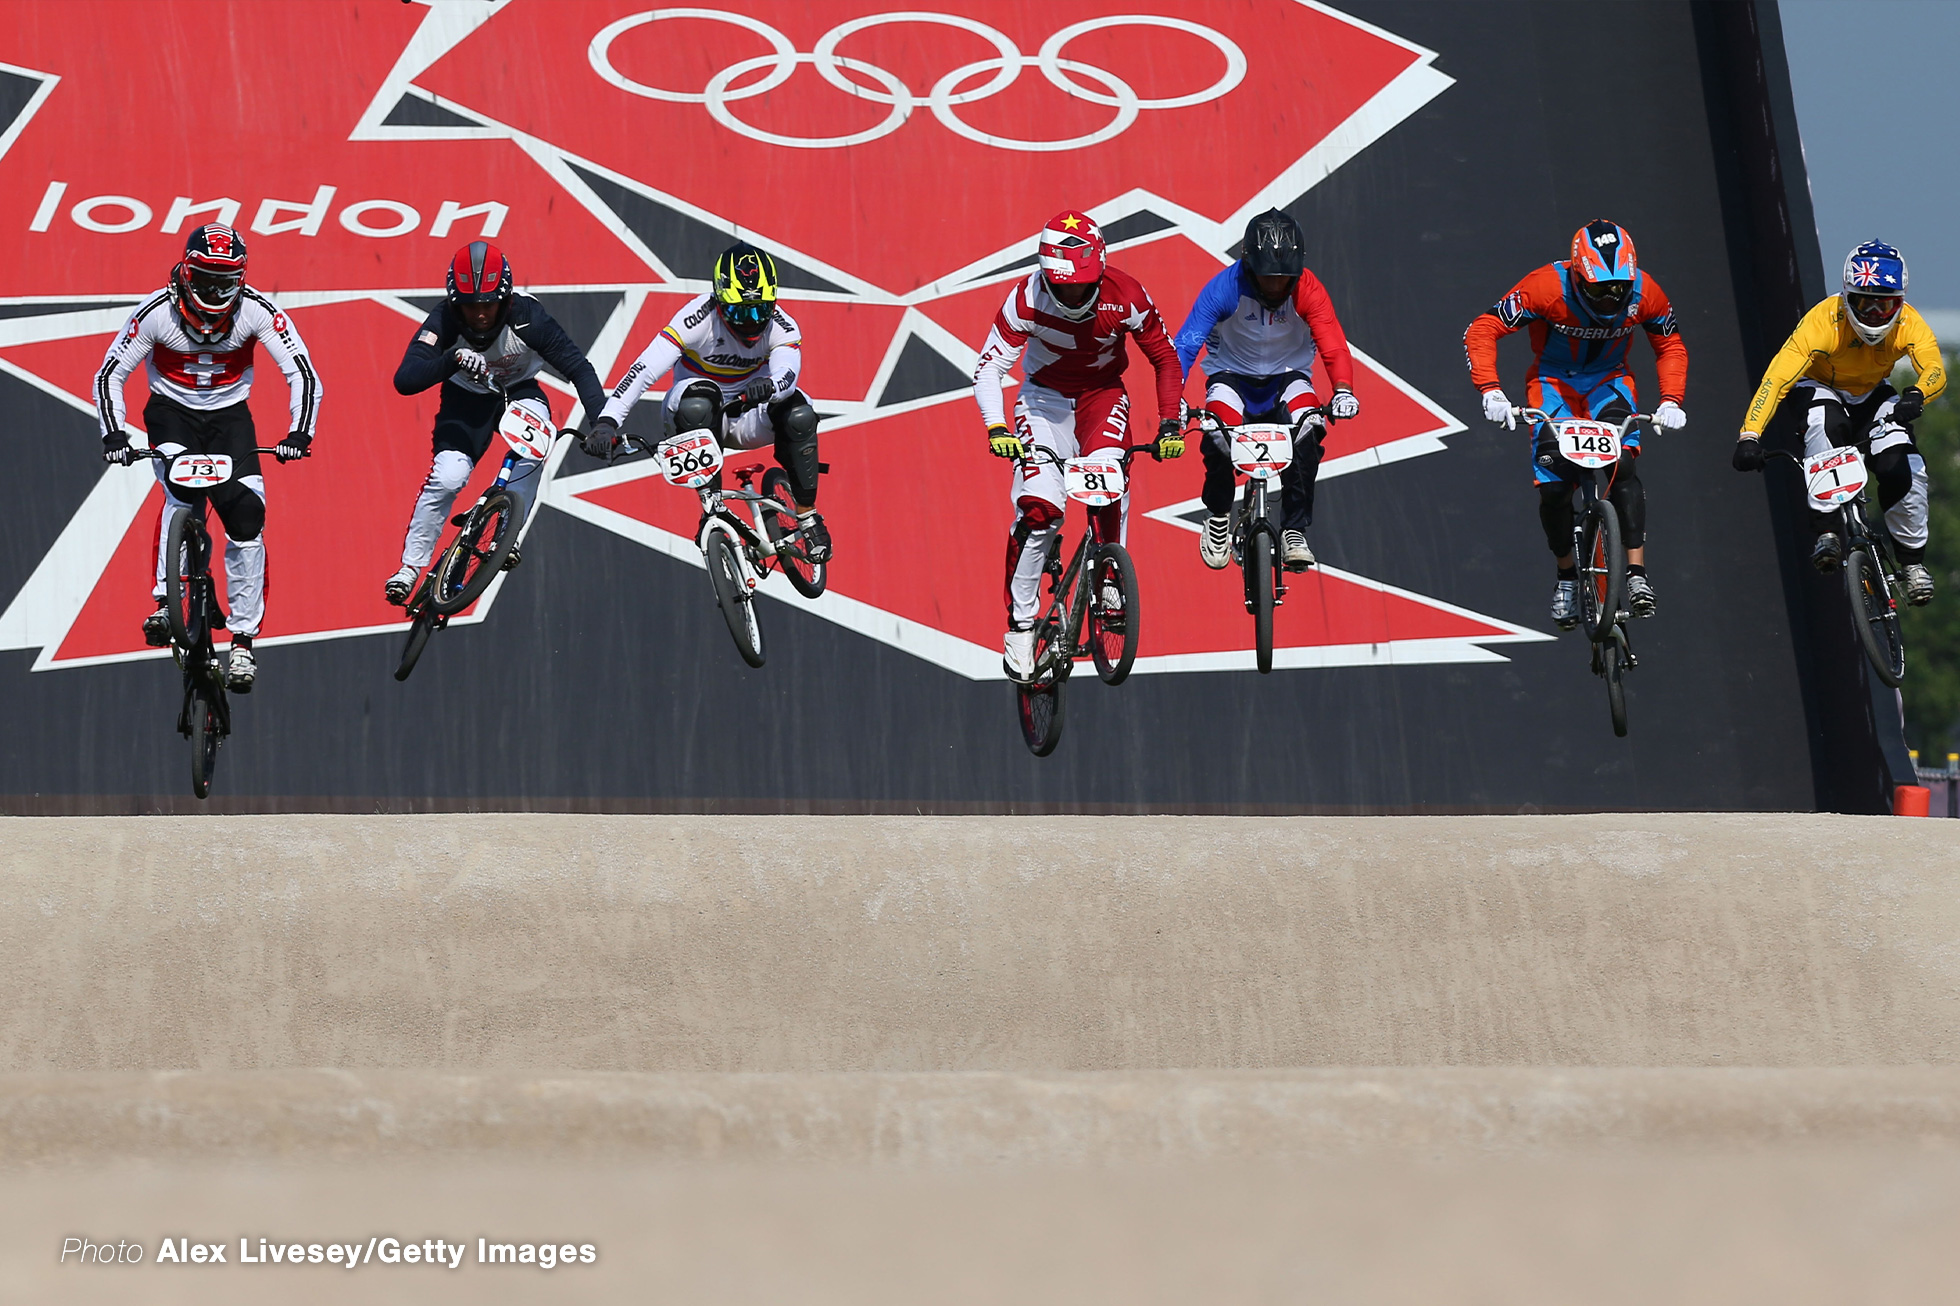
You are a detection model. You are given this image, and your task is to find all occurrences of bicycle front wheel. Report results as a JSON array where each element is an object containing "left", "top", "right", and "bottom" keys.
[
  {"left": 1088, "top": 542, "right": 1140, "bottom": 685},
  {"left": 395, "top": 602, "right": 436, "bottom": 682},
  {"left": 189, "top": 685, "right": 221, "bottom": 799},
  {"left": 162, "top": 506, "right": 206, "bottom": 650},
  {"left": 1577, "top": 498, "right": 1625, "bottom": 644},
  {"left": 761, "top": 468, "right": 826, "bottom": 599},
  {"left": 1604, "top": 636, "right": 1629, "bottom": 738},
  {"left": 705, "top": 531, "right": 765, "bottom": 667},
  {"left": 429, "top": 488, "right": 520, "bottom": 617},
  {"left": 1846, "top": 546, "right": 1905, "bottom": 687},
  {"left": 1248, "top": 529, "right": 1276, "bottom": 674}
]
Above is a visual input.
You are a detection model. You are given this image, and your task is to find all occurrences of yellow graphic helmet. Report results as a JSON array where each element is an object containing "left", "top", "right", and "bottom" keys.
[{"left": 713, "top": 242, "right": 778, "bottom": 343}]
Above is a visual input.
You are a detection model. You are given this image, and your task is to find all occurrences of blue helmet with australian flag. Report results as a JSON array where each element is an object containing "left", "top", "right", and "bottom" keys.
[{"left": 1842, "top": 241, "right": 1908, "bottom": 346}]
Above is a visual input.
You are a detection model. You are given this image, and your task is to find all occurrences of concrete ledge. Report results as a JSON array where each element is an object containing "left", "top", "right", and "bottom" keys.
[{"left": 5, "top": 1067, "right": 1960, "bottom": 1164}]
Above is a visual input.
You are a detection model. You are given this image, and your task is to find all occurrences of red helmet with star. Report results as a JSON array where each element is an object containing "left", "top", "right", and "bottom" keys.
[{"left": 1038, "top": 210, "right": 1106, "bottom": 287}]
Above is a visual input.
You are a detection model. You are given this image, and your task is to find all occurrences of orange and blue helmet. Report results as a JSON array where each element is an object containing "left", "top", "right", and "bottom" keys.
[{"left": 1569, "top": 220, "right": 1638, "bottom": 318}]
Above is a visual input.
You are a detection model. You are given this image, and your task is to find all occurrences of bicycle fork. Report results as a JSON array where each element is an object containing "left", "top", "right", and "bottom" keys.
[{"left": 1239, "top": 479, "right": 1286, "bottom": 611}]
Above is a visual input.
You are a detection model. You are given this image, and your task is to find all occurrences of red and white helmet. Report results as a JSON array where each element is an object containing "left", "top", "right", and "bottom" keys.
[
  {"left": 446, "top": 240, "right": 515, "bottom": 346},
  {"left": 171, "top": 224, "right": 248, "bottom": 342},
  {"left": 1038, "top": 210, "right": 1105, "bottom": 319}
]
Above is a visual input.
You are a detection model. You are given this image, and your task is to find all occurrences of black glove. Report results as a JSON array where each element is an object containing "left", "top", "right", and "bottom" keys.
[
  {"left": 101, "top": 429, "right": 133, "bottom": 466},
  {"left": 1892, "top": 386, "right": 1925, "bottom": 425},
  {"left": 583, "top": 416, "right": 623, "bottom": 460},
  {"left": 275, "top": 431, "right": 312, "bottom": 463},
  {"left": 740, "top": 376, "right": 776, "bottom": 409},
  {"left": 1731, "top": 436, "right": 1764, "bottom": 472}
]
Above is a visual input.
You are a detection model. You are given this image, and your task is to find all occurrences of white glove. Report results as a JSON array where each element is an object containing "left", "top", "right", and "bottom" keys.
[
  {"left": 1482, "top": 389, "right": 1515, "bottom": 429},
  {"left": 1328, "top": 388, "right": 1360, "bottom": 421},
  {"left": 453, "top": 348, "right": 490, "bottom": 383},
  {"left": 1651, "top": 400, "right": 1686, "bottom": 431}
]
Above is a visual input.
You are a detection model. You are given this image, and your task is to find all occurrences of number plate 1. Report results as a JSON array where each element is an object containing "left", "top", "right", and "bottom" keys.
[
  {"left": 1804, "top": 446, "right": 1868, "bottom": 509},
  {"left": 1063, "top": 455, "right": 1125, "bottom": 506},
  {"left": 166, "top": 453, "right": 233, "bottom": 488},
  {"left": 1554, "top": 420, "right": 1621, "bottom": 468},
  {"left": 1229, "top": 423, "right": 1294, "bottom": 479},
  {"left": 658, "top": 432, "right": 724, "bottom": 488},
  {"left": 497, "top": 402, "right": 555, "bottom": 460}
]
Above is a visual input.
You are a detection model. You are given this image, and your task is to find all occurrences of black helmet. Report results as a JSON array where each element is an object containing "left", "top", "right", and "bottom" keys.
[{"left": 1241, "top": 209, "right": 1304, "bottom": 305}]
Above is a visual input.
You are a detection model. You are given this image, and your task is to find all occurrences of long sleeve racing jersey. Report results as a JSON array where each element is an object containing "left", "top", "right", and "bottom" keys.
[
  {"left": 972, "top": 266, "right": 1183, "bottom": 429},
  {"left": 394, "top": 295, "right": 606, "bottom": 420},
  {"left": 1172, "top": 262, "right": 1355, "bottom": 391},
  {"left": 599, "top": 294, "right": 802, "bottom": 427},
  {"left": 1740, "top": 297, "right": 1946, "bottom": 436},
  {"left": 1464, "top": 261, "right": 1687, "bottom": 403},
  {"left": 95, "top": 287, "right": 320, "bottom": 437}
]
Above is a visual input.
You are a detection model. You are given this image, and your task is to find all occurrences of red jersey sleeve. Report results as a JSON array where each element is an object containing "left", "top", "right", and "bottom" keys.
[
  {"left": 1121, "top": 278, "right": 1185, "bottom": 423},
  {"left": 1637, "top": 277, "right": 1688, "bottom": 405},
  {"left": 1464, "top": 264, "right": 1560, "bottom": 394},
  {"left": 1293, "top": 270, "right": 1354, "bottom": 392}
]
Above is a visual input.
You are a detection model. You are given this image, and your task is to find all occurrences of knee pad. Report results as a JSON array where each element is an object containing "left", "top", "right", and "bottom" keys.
[
  {"left": 1870, "top": 444, "right": 1914, "bottom": 498},
  {"left": 1610, "top": 467, "right": 1647, "bottom": 548},
  {"left": 674, "top": 380, "right": 722, "bottom": 434},
  {"left": 430, "top": 449, "right": 474, "bottom": 495},
  {"left": 771, "top": 396, "right": 822, "bottom": 500},
  {"left": 1537, "top": 483, "right": 1575, "bottom": 553},
  {"left": 1014, "top": 497, "right": 1063, "bottom": 538},
  {"left": 214, "top": 484, "right": 266, "bottom": 542}
]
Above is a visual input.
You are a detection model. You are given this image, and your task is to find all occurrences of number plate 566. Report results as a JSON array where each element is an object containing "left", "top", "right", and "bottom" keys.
[{"left": 658, "top": 432, "right": 724, "bottom": 487}]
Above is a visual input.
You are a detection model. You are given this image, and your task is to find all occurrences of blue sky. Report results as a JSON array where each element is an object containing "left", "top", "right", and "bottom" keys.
[{"left": 1783, "top": 0, "right": 1959, "bottom": 331}]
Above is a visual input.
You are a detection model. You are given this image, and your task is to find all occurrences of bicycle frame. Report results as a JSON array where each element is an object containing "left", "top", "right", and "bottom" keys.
[
  {"left": 1018, "top": 443, "right": 1152, "bottom": 680},
  {"left": 1190, "top": 408, "right": 1329, "bottom": 612}
]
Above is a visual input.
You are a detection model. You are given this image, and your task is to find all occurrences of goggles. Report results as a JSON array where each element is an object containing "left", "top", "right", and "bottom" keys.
[
  {"left": 1847, "top": 292, "right": 1903, "bottom": 327},
  {"left": 720, "top": 301, "right": 768, "bottom": 336},
  {"left": 1577, "top": 277, "right": 1631, "bottom": 309},
  {"left": 186, "top": 267, "right": 242, "bottom": 308}
]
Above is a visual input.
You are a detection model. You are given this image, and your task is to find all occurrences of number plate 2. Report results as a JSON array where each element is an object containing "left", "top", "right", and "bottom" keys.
[
  {"left": 1229, "top": 423, "right": 1294, "bottom": 479},
  {"left": 1804, "top": 446, "right": 1868, "bottom": 509},
  {"left": 497, "top": 402, "right": 555, "bottom": 460},
  {"left": 658, "top": 432, "right": 724, "bottom": 487},
  {"left": 166, "top": 453, "right": 233, "bottom": 488},
  {"left": 1554, "top": 420, "right": 1621, "bottom": 468},
  {"left": 1063, "top": 455, "right": 1125, "bottom": 506}
]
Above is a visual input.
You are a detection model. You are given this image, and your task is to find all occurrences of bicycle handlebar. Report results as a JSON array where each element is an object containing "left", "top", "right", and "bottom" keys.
[
  {"left": 135, "top": 446, "right": 311, "bottom": 460},
  {"left": 1018, "top": 442, "right": 1162, "bottom": 466},
  {"left": 1513, "top": 408, "right": 1654, "bottom": 438},
  {"left": 1189, "top": 405, "right": 1332, "bottom": 435}
]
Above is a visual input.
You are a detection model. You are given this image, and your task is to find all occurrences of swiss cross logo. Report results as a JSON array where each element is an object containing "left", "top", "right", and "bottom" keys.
[
  {"left": 203, "top": 226, "right": 236, "bottom": 258},
  {"left": 0, "top": 1, "right": 1549, "bottom": 677}
]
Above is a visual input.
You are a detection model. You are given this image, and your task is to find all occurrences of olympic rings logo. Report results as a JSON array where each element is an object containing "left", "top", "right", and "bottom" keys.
[{"left": 588, "top": 9, "right": 1246, "bottom": 152}]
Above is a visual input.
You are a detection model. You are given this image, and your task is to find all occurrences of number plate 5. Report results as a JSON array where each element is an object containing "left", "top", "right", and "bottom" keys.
[
  {"left": 1803, "top": 446, "right": 1868, "bottom": 509},
  {"left": 1554, "top": 420, "right": 1621, "bottom": 468},
  {"left": 1229, "top": 423, "right": 1294, "bottom": 479},
  {"left": 167, "top": 453, "right": 233, "bottom": 488},
  {"left": 497, "top": 402, "right": 555, "bottom": 460},
  {"left": 1063, "top": 456, "right": 1125, "bottom": 506},
  {"left": 658, "top": 432, "right": 724, "bottom": 487}
]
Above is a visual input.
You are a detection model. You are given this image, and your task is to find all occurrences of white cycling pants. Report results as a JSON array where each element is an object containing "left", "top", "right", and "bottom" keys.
[{"left": 151, "top": 474, "right": 266, "bottom": 639}]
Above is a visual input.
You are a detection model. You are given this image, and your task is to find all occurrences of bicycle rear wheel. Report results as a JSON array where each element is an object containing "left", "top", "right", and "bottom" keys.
[
  {"left": 1603, "top": 634, "right": 1629, "bottom": 738},
  {"left": 394, "top": 602, "right": 436, "bottom": 682},
  {"left": 1016, "top": 620, "right": 1066, "bottom": 756},
  {"left": 1846, "top": 546, "right": 1905, "bottom": 687},
  {"left": 1577, "top": 499, "right": 1625, "bottom": 644},
  {"left": 760, "top": 468, "right": 826, "bottom": 598},
  {"left": 189, "top": 684, "right": 221, "bottom": 799},
  {"left": 429, "top": 488, "right": 519, "bottom": 617},
  {"left": 1248, "top": 529, "right": 1276, "bottom": 674},
  {"left": 162, "top": 507, "right": 207, "bottom": 650},
  {"left": 705, "top": 531, "right": 765, "bottom": 667},
  {"left": 1088, "top": 543, "right": 1140, "bottom": 685}
]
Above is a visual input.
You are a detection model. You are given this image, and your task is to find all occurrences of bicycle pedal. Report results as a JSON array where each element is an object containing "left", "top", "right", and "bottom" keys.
[{"left": 450, "top": 511, "right": 472, "bottom": 527}]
